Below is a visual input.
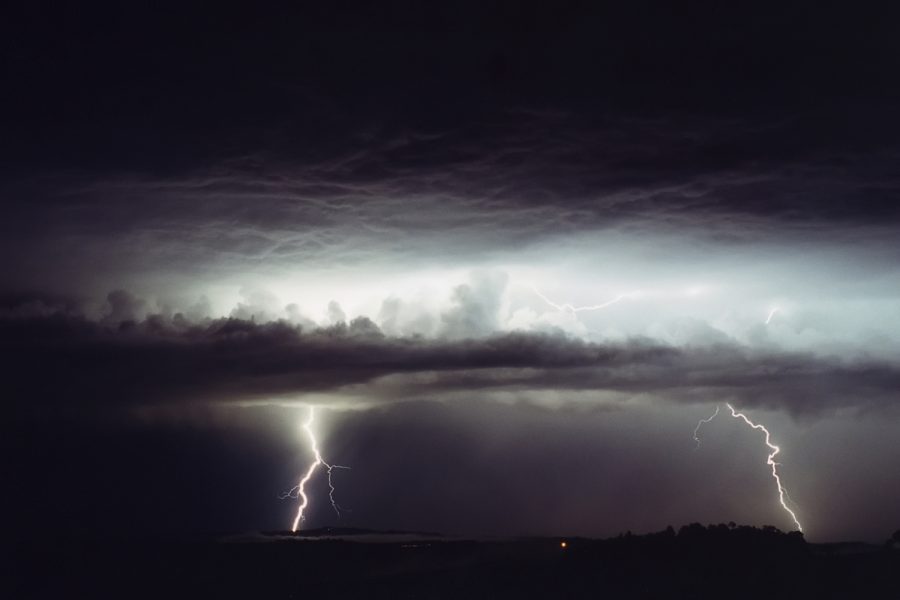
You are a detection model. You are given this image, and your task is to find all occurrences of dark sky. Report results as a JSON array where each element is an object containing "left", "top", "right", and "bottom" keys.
[{"left": 4, "top": 2, "right": 900, "bottom": 542}]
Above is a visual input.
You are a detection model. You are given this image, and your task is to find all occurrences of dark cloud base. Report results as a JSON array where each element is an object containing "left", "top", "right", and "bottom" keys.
[{"left": 4, "top": 305, "right": 897, "bottom": 420}]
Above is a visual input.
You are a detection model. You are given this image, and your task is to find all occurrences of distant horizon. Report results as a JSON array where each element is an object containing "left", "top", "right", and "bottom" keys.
[
  {"left": 18, "top": 521, "right": 896, "bottom": 547},
  {"left": 20, "top": 522, "right": 900, "bottom": 552}
]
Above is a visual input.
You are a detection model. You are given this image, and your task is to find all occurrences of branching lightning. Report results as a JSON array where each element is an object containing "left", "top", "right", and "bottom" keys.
[
  {"left": 281, "top": 406, "right": 349, "bottom": 532},
  {"left": 724, "top": 403, "right": 803, "bottom": 532},
  {"left": 693, "top": 403, "right": 803, "bottom": 532},
  {"left": 532, "top": 285, "right": 640, "bottom": 313},
  {"left": 693, "top": 405, "right": 719, "bottom": 449}
]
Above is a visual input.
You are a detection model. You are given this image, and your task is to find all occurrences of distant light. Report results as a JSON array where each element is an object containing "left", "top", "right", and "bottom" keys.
[{"left": 560, "top": 541, "right": 568, "bottom": 549}]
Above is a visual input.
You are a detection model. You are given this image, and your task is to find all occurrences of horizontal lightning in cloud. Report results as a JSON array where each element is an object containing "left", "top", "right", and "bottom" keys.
[{"left": 531, "top": 285, "right": 641, "bottom": 313}]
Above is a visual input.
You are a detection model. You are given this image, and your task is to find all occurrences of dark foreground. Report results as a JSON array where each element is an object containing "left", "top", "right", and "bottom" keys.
[{"left": 13, "top": 525, "right": 899, "bottom": 599}]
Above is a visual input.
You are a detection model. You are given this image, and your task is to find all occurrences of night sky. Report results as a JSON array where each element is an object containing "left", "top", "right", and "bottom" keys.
[{"left": 4, "top": 3, "right": 900, "bottom": 543}]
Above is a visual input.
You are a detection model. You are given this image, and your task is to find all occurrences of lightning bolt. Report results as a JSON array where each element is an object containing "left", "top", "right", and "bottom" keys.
[
  {"left": 692, "top": 405, "right": 720, "bottom": 450},
  {"left": 532, "top": 285, "right": 640, "bottom": 313},
  {"left": 692, "top": 403, "right": 803, "bottom": 532},
  {"left": 282, "top": 406, "right": 349, "bottom": 532},
  {"left": 765, "top": 307, "right": 779, "bottom": 324},
  {"left": 724, "top": 403, "right": 802, "bottom": 532}
]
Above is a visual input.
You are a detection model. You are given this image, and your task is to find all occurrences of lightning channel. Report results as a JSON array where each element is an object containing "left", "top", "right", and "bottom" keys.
[
  {"left": 284, "top": 406, "right": 349, "bottom": 532},
  {"left": 725, "top": 403, "right": 803, "bottom": 532},
  {"left": 692, "top": 405, "right": 720, "bottom": 450},
  {"left": 765, "top": 307, "right": 779, "bottom": 325},
  {"left": 532, "top": 285, "right": 640, "bottom": 313}
]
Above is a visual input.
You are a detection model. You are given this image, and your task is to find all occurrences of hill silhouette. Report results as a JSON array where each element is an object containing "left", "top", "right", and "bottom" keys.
[{"left": 12, "top": 523, "right": 899, "bottom": 599}]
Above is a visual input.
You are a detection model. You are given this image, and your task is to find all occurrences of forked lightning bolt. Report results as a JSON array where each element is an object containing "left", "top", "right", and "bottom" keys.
[
  {"left": 725, "top": 403, "right": 803, "bottom": 532},
  {"left": 693, "top": 403, "right": 803, "bottom": 532},
  {"left": 532, "top": 285, "right": 640, "bottom": 313},
  {"left": 281, "top": 406, "right": 349, "bottom": 532}
]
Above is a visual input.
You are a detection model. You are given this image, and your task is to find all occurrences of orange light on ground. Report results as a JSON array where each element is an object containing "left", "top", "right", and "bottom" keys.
[{"left": 560, "top": 541, "right": 567, "bottom": 549}]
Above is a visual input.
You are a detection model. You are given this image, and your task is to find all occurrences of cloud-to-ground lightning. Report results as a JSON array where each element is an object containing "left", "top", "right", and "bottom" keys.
[
  {"left": 693, "top": 405, "right": 720, "bottom": 450},
  {"left": 531, "top": 285, "right": 641, "bottom": 313},
  {"left": 724, "top": 403, "right": 803, "bottom": 532},
  {"left": 693, "top": 403, "right": 803, "bottom": 532},
  {"left": 281, "top": 406, "right": 350, "bottom": 532}
]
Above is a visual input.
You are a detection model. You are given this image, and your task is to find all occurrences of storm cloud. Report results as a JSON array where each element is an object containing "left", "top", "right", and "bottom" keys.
[
  {"left": 4, "top": 3, "right": 900, "bottom": 543},
  {"left": 4, "top": 302, "right": 897, "bottom": 420}
]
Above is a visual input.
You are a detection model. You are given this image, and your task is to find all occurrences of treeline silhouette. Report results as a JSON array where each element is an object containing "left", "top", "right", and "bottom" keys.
[{"left": 12, "top": 524, "right": 899, "bottom": 599}]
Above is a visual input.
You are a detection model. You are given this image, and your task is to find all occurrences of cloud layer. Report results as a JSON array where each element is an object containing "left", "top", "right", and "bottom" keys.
[{"left": 5, "top": 301, "right": 897, "bottom": 420}]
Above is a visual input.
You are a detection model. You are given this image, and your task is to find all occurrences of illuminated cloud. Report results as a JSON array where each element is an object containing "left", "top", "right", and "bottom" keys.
[
  {"left": 4, "top": 299, "right": 898, "bottom": 420},
  {"left": 4, "top": 5, "right": 900, "bottom": 543}
]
